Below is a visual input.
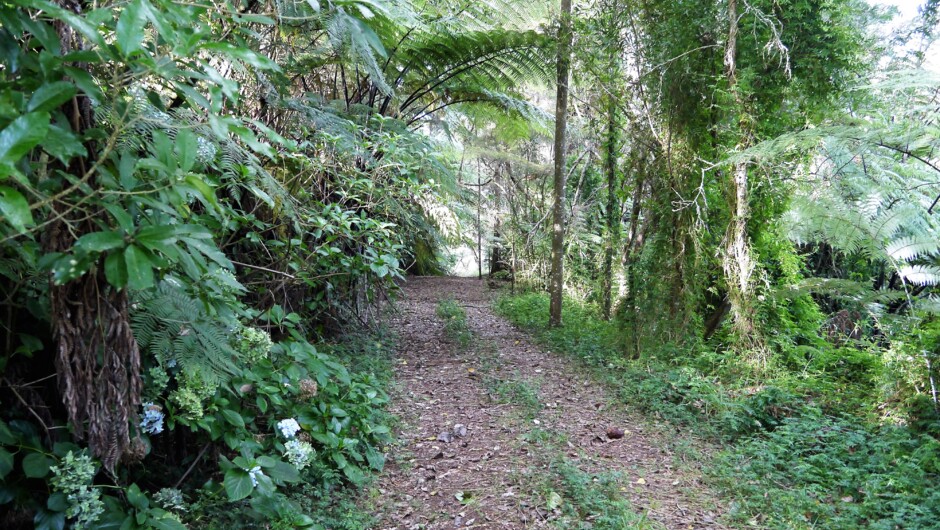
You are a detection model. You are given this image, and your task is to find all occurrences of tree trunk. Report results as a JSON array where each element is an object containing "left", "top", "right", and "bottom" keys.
[
  {"left": 623, "top": 167, "right": 646, "bottom": 358},
  {"left": 549, "top": 0, "right": 573, "bottom": 327},
  {"left": 477, "top": 160, "right": 483, "bottom": 280},
  {"left": 602, "top": 101, "right": 620, "bottom": 320},
  {"left": 47, "top": 1, "right": 142, "bottom": 471},
  {"left": 722, "top": 0, "right": 764, "bottom": 357}
]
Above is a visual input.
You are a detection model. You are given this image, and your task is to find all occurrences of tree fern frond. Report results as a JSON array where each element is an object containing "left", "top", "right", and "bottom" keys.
[
  {"left": 885, "top": 236, "right": 940, "bottom": 262},
  {"left": 132, "top": 281, "right": 240, "bottom": 382},
  {"left": 778, "top": 278, "right": 909, "bottom": 306},
  {"left": 898, "top": 265, "right": 940, "bottom": 286},
  {"left": 100, "top": 89, "right": 299, "bottom": 220}
]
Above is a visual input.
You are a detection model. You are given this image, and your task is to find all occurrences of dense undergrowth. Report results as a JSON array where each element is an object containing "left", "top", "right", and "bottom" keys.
[
  {"left": 494, "top": 291, "right": 940, "bottom": 529},
  {"left": 2, "top": 327, "right": 396, "bottom": 529},
  {"left": 0, "top": 0, "right": 538, "bottom": 526}
]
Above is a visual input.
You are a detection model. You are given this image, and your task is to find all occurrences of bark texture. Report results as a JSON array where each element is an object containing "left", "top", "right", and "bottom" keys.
[
  {"left": 549, "top": 0, "right": 573, "bottom": 327},
  {"left": 721, "top": 0, "right": 764, "bottom": 356},
  {"left": 48, "top": 0, "right": 143, "bottom": 471},
  {"left": 602, "top": 102, "right": 619, "bottom": 320}
]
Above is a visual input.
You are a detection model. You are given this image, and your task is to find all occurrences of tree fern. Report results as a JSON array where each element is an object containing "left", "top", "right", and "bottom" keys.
[
  {"left": 99, "top": 90, "right": 299, "bottom": 219},
  {"left": 131, "top": 280, "right": 240, "bottom": 382},
  {"left": 760, "top": 68, "right": 940, "bottom": 299}
]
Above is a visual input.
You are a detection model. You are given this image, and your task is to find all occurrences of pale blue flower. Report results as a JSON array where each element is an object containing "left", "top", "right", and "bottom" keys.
[
  {"left": 247, "top": 465, "right": 263, "bottom": 487},
  {"left": 140, "top": 403, "right": 165, "bottom": 435},
  {"left": 276, "top": 418, "right": 301, "bottom": 439}
]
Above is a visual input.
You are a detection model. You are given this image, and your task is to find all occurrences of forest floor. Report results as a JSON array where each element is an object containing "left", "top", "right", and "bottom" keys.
[{"left": 371, "top": 277, "right": 727, "bottom": 530}]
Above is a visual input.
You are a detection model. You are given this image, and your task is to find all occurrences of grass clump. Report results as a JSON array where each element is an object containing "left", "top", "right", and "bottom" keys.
[
  {"left": 546, "top": 460, "right": 659, "bottom": 529},
  {"left": 436, "top": 297, "right": 472, "bottom": 348},
  {"left": 515, "top": 426, "right": 656, "bottom": 529},
  {"left": 488, "top": 377, "right": 543, "bottom": 419}
]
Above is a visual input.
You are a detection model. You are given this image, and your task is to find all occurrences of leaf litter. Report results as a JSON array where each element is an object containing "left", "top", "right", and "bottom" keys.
[{"left": 372, "top": 277, "right": 727, "bottom": 529}]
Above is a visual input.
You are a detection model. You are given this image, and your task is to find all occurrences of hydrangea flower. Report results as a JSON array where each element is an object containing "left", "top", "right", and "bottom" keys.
[
  {"left": 276, "top": 418, "right": 301, "bottom": 439},
  {"left": 140, "top": 402, "right": 165, "bottom": 435},
  {"left": 153, "top": 488, "right": 186, "bottom": 512},
  {"left": 50, "top": 452, "right": 104, "bottom": 528},
  {"left": 283, "top": 439, "right": 315, "bottom": 470},
  {"left": 247, "top": 465, "right": 263, "bottom": 487}
]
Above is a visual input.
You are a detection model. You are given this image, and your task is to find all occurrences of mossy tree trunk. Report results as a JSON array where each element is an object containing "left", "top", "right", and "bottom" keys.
[{"left": 549, "top": 0, "right": 573, "bottom": 327}]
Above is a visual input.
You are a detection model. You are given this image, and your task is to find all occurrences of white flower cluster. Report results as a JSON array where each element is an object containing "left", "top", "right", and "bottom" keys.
[
  {"left": 195, "top": 135, "right": 217, "bottom": 164},
  {"left": 246, "top": 465, "right": 264, "bottom": 487},
  {"left": 276, "top": 418, "right": 301, "bottom": 439},
  {"left": 275, "top": 417, "right": 314, "bottom": 470},
  {"left": 283, "top": 439, "right": 315, "bottom": 470},
  {"left": 140, "top": 402, "right": 165, "bottom": 435}
]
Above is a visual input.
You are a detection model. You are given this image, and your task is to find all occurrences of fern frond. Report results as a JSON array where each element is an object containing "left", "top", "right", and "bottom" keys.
[
  {"left": 885, "top": 236, "right": 940, "bottom": 262},
  {"left": 132, "top": 281, "right": 240, "bottom": 382},
  {"left": 898, "top": 265, "right": 940, "bottom": 286}
]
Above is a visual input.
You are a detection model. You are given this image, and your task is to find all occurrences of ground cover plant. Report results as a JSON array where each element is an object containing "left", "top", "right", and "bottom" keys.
[{"left": 495, "top": 291, "right": 940, "bottom": 528}]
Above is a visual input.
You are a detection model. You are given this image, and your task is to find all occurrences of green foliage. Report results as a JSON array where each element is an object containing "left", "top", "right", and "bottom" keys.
[
  {"left": 436, "top": 298, "right": 472, "bottom": 348},
  {"left": 546, "top": 460, "right": 655, "bottom": 530},
  {"left": 717, "top": 415, "right": 940, "bottom": 529},
  {"left": 0, "top": 0, "right": 475, "bottom": 522},
  {"left": 497, "top": 291, "right": 940, "bottom": 529},
  {"left": 283, "top": 480, "right": 379, "bottom": 530},
  {"left": 488, "top": 378, "right": 542, "bottom": 419},
  {"left": 132, "top": 280, "right": 241, "bottom": 383}
]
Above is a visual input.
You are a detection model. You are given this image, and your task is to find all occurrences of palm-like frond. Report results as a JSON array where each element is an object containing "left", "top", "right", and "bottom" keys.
[
  {"left": 387, "top": 28, "right": 555, "bottom": 121},
  {"left": 762, "top": 68, "right": 940, "bottom": 303},
  {"left": 132, "top": 280, "right": 240, "bottom": 381}
]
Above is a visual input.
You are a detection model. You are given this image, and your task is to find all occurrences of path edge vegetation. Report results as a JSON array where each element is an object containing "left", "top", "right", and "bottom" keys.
[{"left": 494, "top": 290, "right": 940, "bottom": 529}]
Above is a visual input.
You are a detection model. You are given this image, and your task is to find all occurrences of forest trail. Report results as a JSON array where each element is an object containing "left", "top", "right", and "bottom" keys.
[{"left": 373, "top": 277, "right": 726, "bottom": 530}]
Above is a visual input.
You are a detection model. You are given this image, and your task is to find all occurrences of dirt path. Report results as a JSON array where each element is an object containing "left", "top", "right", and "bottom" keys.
[{"left": 373, "top": 277, "right": 726, "bottom": 530}]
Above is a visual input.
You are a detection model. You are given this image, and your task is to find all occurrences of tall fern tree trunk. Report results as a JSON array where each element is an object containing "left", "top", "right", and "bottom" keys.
[
  {"left": 722, "top": 0, "right": 764, "bottom": 358},
  {"left": 602, "top": 100, "right": 620, "bottom": 320},
  {"left": 624, "top": 166, "right": 646, "bottom": 358},
  {"left": 549, "top": 0, "right": 573, "bottom": 327},
  {"left": 46, "top": 0, "right": 142, "bottom": 471}
]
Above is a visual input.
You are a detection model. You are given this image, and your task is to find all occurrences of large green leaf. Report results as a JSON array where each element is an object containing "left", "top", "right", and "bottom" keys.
[
  {"left": 33, "top": 509, "right": 65, "bottom": 530},
  {"left": 75, "top": 231, "right": 125, "bottom": 253},
  {"left": 148, "top": 513, "right": 188, "bottom": 530},
  {"left": 27, "top": 82, "right": 77, "bottom": 113},
  {"left": 0, "top": 448, "right": 13, "bottom": 479},
  {"left": 174, "top": 129, "right": 196, "bottom": 173},
  {"left": 265, "top": 459, "right": 300, "bottom": 483},
  {"left": 21, "top": 452, "right": 52, "bottom": 478},
  {"left": 104, "top": 248, "right": 128, "bottom": 288},
  {"left": 220, "top": 409, "right": 245, "bottom": 429},
  {"left": 223, "top": 468, "right": 254, "bottom": 501},
  {"left": 116, "top": 0, "right": 146, "bottom": 54},
  {"left": 135, "top": 225, "right": 181, "bottom": 249},
  {"left": 0, "top": 419, "right": 15, "bottom": 444},
  {"left": 125, "top": 483, "right": 148, "bottom": 510},
  {"left": 41, "top": 124, "right": 85, "bottom": 163},
  {"left": 0, "top": 112, "right": 49, "bottom": 168},
  {"left": 0, "top": 185, "right": 33, "bottom": 232},
  {"left": 124, "top": 245, "right": 154, "bottom": 290}
]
